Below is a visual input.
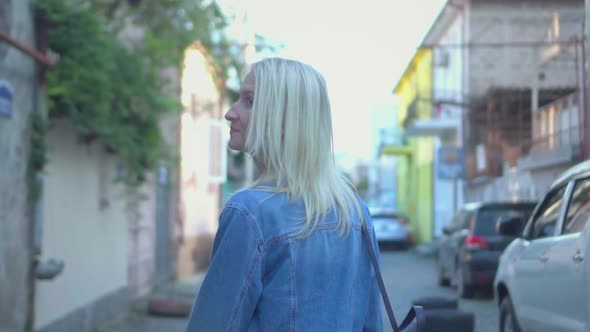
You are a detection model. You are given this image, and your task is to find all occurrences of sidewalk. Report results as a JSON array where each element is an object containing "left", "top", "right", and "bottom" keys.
[
  {"left": 98, "top": 272, "right": 206, "bottom": 332},
  {"left": 413, "top": 241, "right": 439, "bottom": 258}
]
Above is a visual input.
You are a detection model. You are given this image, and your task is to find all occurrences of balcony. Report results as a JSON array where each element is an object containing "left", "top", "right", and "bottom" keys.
[{"left": 519, "top": 92, "right": 585, "bottom": 170}]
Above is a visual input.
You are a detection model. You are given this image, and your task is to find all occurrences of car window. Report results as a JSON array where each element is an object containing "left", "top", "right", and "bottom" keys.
[
  {"left": 449, "top": 210, "right": 471, "bottom": 231},
  {"left": 448, "top": 211, "right": 464, "bottom": 230},
  {"left": 564, "top": 177, "right": 590, "bottom": 235},
  {"left": 531, "top": 185, "right": 567, "bottom": 239},
  {"left": 474, "top": 206, "right": 535, "bottom": 235}
]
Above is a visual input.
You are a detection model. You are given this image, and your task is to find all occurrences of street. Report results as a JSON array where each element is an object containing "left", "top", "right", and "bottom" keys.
[
  {"left": 380, "top": 250, "right": 496, "bottom": 332},
  {"left": 104, "top": 249, "right": 497, "bottom": 332}
]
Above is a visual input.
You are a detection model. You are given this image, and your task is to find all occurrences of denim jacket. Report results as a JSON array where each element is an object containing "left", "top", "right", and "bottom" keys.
[{"left": 186, "top": 186, "right": 383, "bottom": 332}]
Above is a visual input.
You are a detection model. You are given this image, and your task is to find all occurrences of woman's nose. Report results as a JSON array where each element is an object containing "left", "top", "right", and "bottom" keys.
[{"left": 225, "top": 108, "right": 236, "bottom": 122}]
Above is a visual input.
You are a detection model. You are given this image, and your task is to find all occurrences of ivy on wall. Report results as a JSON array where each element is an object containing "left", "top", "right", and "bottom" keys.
[{"left": 31, "top": 0, "right": 236, "bottom": 189}]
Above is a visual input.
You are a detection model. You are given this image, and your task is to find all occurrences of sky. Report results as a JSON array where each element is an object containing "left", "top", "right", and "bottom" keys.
[{"left": 220, "top": 0, "right": 447, "bottom": 166}]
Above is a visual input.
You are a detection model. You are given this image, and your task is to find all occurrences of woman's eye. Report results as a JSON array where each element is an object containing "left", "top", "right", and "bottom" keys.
[{"left": 247, "top": 98, "right": 254, "bottom": 106}]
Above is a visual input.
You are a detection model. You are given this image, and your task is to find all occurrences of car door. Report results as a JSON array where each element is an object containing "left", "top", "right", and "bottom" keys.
[
  {"left": 439, "top": 210, "right": 468, "bottom": 274},
  {"left": 543, "top": 177, "right": 590, "bottom": 332},
  {"left": 449, "top": 210, "right": 473, "bottom": 274},
  {"left": 512, "top": 184, "right": 568, "bottom": 332}
]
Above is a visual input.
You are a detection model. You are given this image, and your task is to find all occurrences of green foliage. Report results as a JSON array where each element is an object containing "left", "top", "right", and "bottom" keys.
[
  {"left": 34, "top": 0, "right": 180, "bottom": 187},
  {"left": 87, "top": 0, "right": 234, "bottom": 79},
  {"left": 30, "top": 0, "right": 253, "bottom": 194}
]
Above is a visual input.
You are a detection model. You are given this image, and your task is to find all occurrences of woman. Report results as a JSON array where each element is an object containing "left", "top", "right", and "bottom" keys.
[{"left": 186, "top": 58, "right": 383, "bottom": 331}]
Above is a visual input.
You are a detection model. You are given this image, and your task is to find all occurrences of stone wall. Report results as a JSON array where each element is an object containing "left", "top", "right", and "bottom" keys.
[{"left": 0, "top": 0, "right": 37, "bottom": 330}]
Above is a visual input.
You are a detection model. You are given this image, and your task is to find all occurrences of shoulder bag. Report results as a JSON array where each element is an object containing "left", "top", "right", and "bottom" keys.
[{"left": 361, "top": 220, "right": 425, "bottom": 332}]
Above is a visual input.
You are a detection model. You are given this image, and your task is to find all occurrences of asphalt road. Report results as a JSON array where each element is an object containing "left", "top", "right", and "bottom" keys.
[
  {"left": 104, "top": 249, "right": 498, "bottom": 332},
  {"left": 380, "top": 249, "right": 497, "bottom": 332}
]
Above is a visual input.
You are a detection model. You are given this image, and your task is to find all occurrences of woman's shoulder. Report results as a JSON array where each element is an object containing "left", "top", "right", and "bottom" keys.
[{"left": 226, "top": 186, "right": 287, "bottom": 211}]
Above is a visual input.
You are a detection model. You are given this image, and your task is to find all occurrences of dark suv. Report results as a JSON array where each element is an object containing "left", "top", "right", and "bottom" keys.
[{"left": 436, "top": 202, "right": 536, "bottom": 298}]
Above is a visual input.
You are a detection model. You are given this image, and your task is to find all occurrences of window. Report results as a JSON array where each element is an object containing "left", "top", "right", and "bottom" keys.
[
  {"left": 449, "top": 210, "right": 472, "bottom": 231},
  {"left": 474, "top": 205, "right": 535, "bottom": 235},
  {"left": 531, "top": 186, "right": 567, "bottom": 239},
  {"left": 564, "top": 178, "right": 590, "bottom": 235}
]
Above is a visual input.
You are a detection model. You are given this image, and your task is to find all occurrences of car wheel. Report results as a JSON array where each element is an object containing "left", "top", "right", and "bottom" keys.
[
  {"left": 380, "top": 242, "right": 393, "bottom": 251},
  {"left": 437, "top": 260, "right": 450, "bottom": 287},
  {"left": 500, "top": 296, "right": 521, "bottom": 332},
  {"left": 456, "top": 265, "right": 474, "bottom": 298}
]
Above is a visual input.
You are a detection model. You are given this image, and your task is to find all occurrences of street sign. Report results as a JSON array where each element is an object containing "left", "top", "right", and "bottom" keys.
[
  {"left": 437, "top": 147, "right": 465, "bottom": 179},
  {"left": 0, "top": 80, "right": 13, "bottom": 119}
]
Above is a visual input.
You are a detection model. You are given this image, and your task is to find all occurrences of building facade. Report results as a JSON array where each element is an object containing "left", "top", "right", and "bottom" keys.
[
  {"left": 410, "top": 2, "right": 467, "bottom": 237},
  {"left": 383, "top": 48, "right": 435, "bottom": 244},
  {"left": 457, "top": 0, "right": 586, "bottom": 202}
]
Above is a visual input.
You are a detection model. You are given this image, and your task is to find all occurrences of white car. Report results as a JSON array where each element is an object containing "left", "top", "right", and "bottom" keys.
[
  {"left": 368, "top": 207, "right": 413, "bottom": 250},
  {"left": 494, "top": 160, "right": 590, "bottom": 332}
]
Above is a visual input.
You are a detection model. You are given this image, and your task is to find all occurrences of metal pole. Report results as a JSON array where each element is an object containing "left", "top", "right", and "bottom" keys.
[
  {"left": 576, "top": 36, "right": 589, "bottom": 158},
  {"left": 586, "top": 0, "right": 590, "bottom": 159},
  {"left": 453, "top": 177, "right": 458, "bottom": 214},
  {"left": 582, "top": 36, "right": 590, "bottom": 159}
]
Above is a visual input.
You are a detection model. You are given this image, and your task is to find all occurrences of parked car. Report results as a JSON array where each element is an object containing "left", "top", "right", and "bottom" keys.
[
  {"left": 436, "top": 202, "right": 536, "bottom": 298},
  {"left": 494, "top": 160, "right": 590, "bottom": 332},
  {"left": 369, "top": 207, "right": 412, "bottom": 250}
]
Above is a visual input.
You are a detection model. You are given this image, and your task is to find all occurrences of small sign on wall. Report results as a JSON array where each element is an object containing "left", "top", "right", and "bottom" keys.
[
  {"left": 437, "top": 147, "right": 465, "bottom": 179},
  {"left": 0, "top": 80, "right": 14, "bottom": 119}
]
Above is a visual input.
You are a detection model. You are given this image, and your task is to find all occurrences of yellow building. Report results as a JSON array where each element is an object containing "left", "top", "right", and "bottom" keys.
[{"left": 382, "top": 49, "right": 434, "bottom": 244}]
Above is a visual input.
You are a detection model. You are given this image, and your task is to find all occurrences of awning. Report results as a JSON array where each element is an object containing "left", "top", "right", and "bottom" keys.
[
  {"left": 404, "top": 119, "right": 459, "bottom": 137},
  {"left": 380, "top": 145, "right": 413, "bottom": 156}
]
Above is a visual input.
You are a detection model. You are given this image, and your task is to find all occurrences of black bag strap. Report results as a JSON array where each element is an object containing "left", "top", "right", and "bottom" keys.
[
  {"left": 361, "top": 220, "right": 401, "bottom": 332},
  {"left": 361, "top": 220, "right": 423, "bottom": 332}
]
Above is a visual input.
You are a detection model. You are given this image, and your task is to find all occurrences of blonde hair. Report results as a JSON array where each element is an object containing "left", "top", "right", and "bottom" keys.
[{"left": 245, "top": 58, "right": 363, "bottom": 237}]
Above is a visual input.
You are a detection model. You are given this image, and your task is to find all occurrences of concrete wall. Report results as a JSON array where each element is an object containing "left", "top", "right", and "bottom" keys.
[
  {"left": 465, "top": 161, "right": 571, "bottom": 203},
  {"left": 34, "top": 121, "right": 128, "bottom": 330},
  {"left": 0, "top": 0, "right": 36, "bottom": 330},
  {"left": 468, "top": 0, "right": 584, "bottom": 98},
  {"left": 432, "top": 12, "right": 465, "bottom": 237},
  {"left": 464, "top": 0, "right": 584, "bottom": 203},
  {"left": 126, "top": 181, "right": 157, "bottom": 298}
]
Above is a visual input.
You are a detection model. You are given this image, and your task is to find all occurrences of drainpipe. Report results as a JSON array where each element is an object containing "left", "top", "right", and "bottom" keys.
[{"left": 0, "top": 30, "right": 55, "bottom": 68}]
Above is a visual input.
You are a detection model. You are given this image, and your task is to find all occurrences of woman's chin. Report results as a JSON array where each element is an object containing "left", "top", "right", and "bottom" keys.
[{"left": 228, "top": 141, "right": 244, "bottom": 151}]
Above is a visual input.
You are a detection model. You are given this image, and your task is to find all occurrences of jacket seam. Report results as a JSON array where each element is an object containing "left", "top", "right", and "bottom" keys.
[
  {"left": 256, "top": 191, "right": 284, "bottom": 207},
  {"left": 289, "top": 239, "right": 297, "bottom": 332},
  {"left": 264, "top": 222, "right": 364, "bottom": 249},
  {"left": 226, "top": 248, "right": 263, "bottom": 332},
  {"left": 224, "top": 202, "right": 264, "bottom": 249}
]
